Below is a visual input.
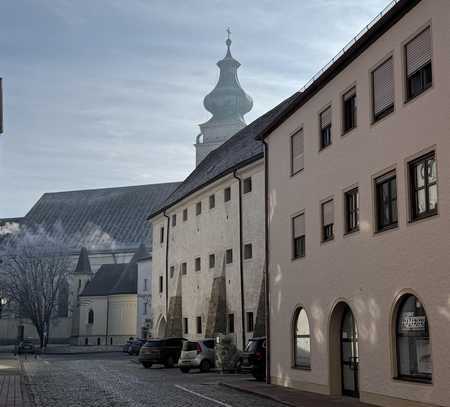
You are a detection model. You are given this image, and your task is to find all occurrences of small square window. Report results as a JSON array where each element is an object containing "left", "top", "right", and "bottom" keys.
[
  {"left": 320, "top": 107, "right": 332, "bottom": 149},
  {"left": 196, "top": 316, "right": 202, "bottom": 334},
  {"left": 209, "top": 194, "right": 215, "bottom": 209},
  {"left": 171, "top": 214, "right": 177, "bottom": 227},
  {"left": 183, "top": 208, "right": 188, "bottom": 222},
  {"left": 195, "top": 257, "right": 201, "bottom": 272},
  {"left": 344, "top": 188, "right": 359, "bottom": 234},
  {"left": 225, "top": 248, "right": 233, "bottom": 264},
  {"left": 246, "top": 312, "right": 254, "bottom": 332},
  {"left": 244, "top": 243, "right": 253, "bottom": 259},
  {"left": 196, "top": 201, "right": 202, "bottom": 216},
  {"left": 224, "top": 187, "right": 231, "bottom": 202},
  {"left": 183, "top": 318, "right": 188, "bottom": 334},
  {"left": 169, "top": 266, "right": 175, "bottom": 278},
  {"left": 321, "top": 200, "right": 334, "bottom": 242},
  {"left": 343, "top": 87, "right": 357, "bottom": 133},
  {"left": 209, "top": 254, "right": 215, "bottom": 269},
  {"left": 181, "top": 262, "right": 187, "bottom": 275},
  {"left": 243, "top": 177, "right": 252, "bottom": 194}
]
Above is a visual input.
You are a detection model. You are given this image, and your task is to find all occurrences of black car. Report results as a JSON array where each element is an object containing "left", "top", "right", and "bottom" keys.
[
  {"left": 128, "top": 339, "right": 146, "bottom": 355},
  {"left": 123, "top": 337, "right": 134, "bottom": 353},
  {"left": 240, "top": 337, "right": 266, "bottom": 380},
  {"left": 138, "top": 337, "right": 186, "bottom": 368},
  {"left": 14, "top": 339, "right": 35, "bottom": 355}
]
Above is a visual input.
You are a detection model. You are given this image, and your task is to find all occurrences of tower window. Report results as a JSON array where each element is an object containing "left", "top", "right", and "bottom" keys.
[
  {"left": 243, "top": 177, "right": 252, "bottom": 194},
  {"left": 183, "top": 208, "right": 188, "bottom": 222},
  {"left": 224, "top": 187, "right": 231, "bottom": 202},
  {"left": 209, "top": 194, "right": 215, "bottom": 209}
]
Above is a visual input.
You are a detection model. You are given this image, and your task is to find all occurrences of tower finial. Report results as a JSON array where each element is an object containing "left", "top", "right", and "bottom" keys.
[{"left": 226, "top": 27, "right": 232, "bottom": 48}]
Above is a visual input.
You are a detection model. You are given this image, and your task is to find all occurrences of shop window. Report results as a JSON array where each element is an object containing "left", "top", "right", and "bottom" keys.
[{"left": 396, "top": 294, "right": 432, "bottom": 382}]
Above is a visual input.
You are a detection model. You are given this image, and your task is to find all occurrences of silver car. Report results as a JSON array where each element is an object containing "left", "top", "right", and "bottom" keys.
[{"left": 178, "top": 339, "right": 215, "bottom": 373}]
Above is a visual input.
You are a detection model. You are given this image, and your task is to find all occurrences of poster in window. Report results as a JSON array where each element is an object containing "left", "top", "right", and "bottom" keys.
[{"left": 416, "top": 339, "right": 432, "bottom": 374}]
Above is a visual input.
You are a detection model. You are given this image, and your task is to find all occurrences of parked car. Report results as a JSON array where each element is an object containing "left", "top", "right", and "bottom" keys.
[
  {"left": 240, "top": 337, "right": 266, "bottom": 380},
  {"left": 178, "top": 339, "right": 216, "bottom": 373},
  {"left": 138, "top": 337, "right": 186, "bottom": 368},
  {"left": 128, "top": 339, "right": 146, "bottom": 355},
  {"left": 14, "top": 339, "right": 35, "bottom": 355},
  {"left": 123, "top": 337, "right": 134, "bottom": 353}
]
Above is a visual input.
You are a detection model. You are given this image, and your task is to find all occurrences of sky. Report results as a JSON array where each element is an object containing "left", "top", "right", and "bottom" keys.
[{"left": 0, "top": 0, "right": 390, "bottom": 218}]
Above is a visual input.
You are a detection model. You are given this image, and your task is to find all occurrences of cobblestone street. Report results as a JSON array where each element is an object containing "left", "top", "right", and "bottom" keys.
[{"left": 23, "top": 353, "right": 283, "bottom": 407}]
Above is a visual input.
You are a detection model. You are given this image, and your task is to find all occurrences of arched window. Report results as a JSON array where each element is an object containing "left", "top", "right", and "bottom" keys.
[
  {"left": 88, "top": 309, "right": 94, "bottom": 324},
  {"left": 396, "top": 294, "right": 432, "bottom": 382},
  {"left": 294, "top": 308, "right": 311, "bottom": 368}
]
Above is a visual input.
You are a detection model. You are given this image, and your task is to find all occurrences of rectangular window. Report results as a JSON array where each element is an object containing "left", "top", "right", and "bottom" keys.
[
  {"left": 196, "top": 201, "right": 202, "bottom": 216},
  {"left": 171, "top": 214, "right": 176, "bottom": 227},
  {"left": 160, "top": 226, "right": 164, "bottom": 244},
  {"left": 372, "top": 57, "right": 394, "bottom": 121},
  {"left": 343, "top": 87, "right": 357, "bottom": 133},
  {"left": 320, "top": 107, "right": 332, "bottom": 149},
  {"left": 183, "top": 208, "right": 188, "bottom": 222},
  {"left": 375, "top": 171, "right": 398, "bottom": 231},
  {"left": 181, "top": 262, "right": 187, "bottom": 275},
  {"left": 321, "top": 200, "right": 334, "bottom": 242},
  {"left": 209, "top": 254, "right": 215, "bottom": 269},
  {"left": 409, "top": 152, "right": 437, "bottom": 220},
  {"left": 225, "top": 248, "right": 233, "bottom": 264},
  {"left": 159, "top": 276, "right": 163, "bottom": 293},
  {"left": 209, "top": 194, "right": 215, "bottom": 209},
  {"left": 228, "top": 314, "right": 235, "bottom": 334},
  {"left": 183, "top": 318, "right": 188, "bottom": 334},
  {"left": 345, "top": 188, "right": 359, "bottom": 234},
  {"left": 243, "top": 177, "right": 252, "bottom": 194},
  {"left": 406, "top": 27, "right": 432, "bottom": 100},
  {"left": 195, "top": 257, "right": 201, "bottom": 272},
  {"left": 224, "top": 187, "right": 231, "bottom": 202},
  {"left": 196, "top": 316, "right": 202, "bottom": 334},
  {"left": 247, "top": 312, "right": 254, "bottom": 333},
  {"left": 144, "top": 278, "right": 148, "bottom": 291},
  {"left": 292, "top": 213, "right": 305, "bottom": 258},
  {"left": 143, "top": 302, "right": 148, "bottom": 315},
  {"left": 170, "top": 265, "right": 175, "bottom": 278},
  {"left": 291, "top": 129, "right": 304, "bottom": 175},
  {"left": 244, "top": 243, "right": 253, "bottom": 260}
]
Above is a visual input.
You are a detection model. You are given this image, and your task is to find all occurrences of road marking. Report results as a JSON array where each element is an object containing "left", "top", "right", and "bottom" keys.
[{"left": 174, "top": 384, "right": 233, "bottom": 407}]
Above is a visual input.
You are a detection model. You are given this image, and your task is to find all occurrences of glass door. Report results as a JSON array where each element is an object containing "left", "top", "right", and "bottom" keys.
[{"left": 341, "top": 306, "right": 359, "bottom": 397}]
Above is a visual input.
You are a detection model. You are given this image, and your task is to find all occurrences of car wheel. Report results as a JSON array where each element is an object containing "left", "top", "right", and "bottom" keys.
[
  {"left": 180, "top": 367, "right": 190, "bottom": 373},
  {"left": 164, "top": 356, "right": 175, "bottom": 368},
  {"left": 200, "top": 359, "right": 211, "bottom": 373},
  {"left": 142, "top": 362, "right": 152, "bottom": 369}
]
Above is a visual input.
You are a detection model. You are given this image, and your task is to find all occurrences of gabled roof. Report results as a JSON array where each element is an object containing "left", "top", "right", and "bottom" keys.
[
  {"left": 148, "top": 93, "right": 299, "bottom": 219},
  {"left": 257, "top": 0, "right": 421, "bottom": 140},
  {"left": 80, "top": 264, "right": 126, "bottom": 297},
  {"left": 24, "top": 182, "right": 180, "bottom": 251}
]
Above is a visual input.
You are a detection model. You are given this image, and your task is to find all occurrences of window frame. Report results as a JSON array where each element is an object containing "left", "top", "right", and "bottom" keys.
[
  {"left": 196, "top": 316, "right": 202, "bottom": 334},
  {"left": 290, "top": 128, "right": 304, "bottom": 176},
  {"left": 171, "top": 214, "right": 177, "bottom": 227},
  {"left": 209, "top": 253, "right": 215, "bottom": 269},
  {"left": 209, "top": 194, "right": 215, "bottom": 209},
  {"left": 181, "top": 262, "right": 187, "bottom": 275},
  {"left": 228, "top": 313, "right": 235, "bottom": 334},
  {"left": 319, "top": 106, "right": 332, "bottom": 150},
  {"left": 196, "top": 201, "right": 202, "bottom": 216},
  {"left": 243, "top": 177, "right": 252, "bottom": 194},
  {"left": 371, "top": 56, "right": 395, "bottom": 123},
  {"left": 225, "top": 248, "right": 233, "bottom": 265},
  {"left": 344, "top": 187, "right": 359, "bottom": 234},
  {"left": 243, "top": 243, "right": 253, "bottom": 260},
  {"left": 194, "top": 257, "right": 201, "bottom": 272},
  {"left": 169, "top": 265, "right": 175, "bottom": 278},
  {"left": 88, "top": 309, "right": 94, "bottom": 324},
  {"left": 321, "top": 199, "right": 334, "bottom": 242},
  {"left": 159, "top": 276, "right": 163, "bottom": 293},
  {"left": 293, "top": 307, "right": 311, "bottom": 370},
  {"left": 375, "top": 171, "right": 398, "bottom": 232},
  {"left": 224, "top": 187, "right": 231, "bottom": 202},
  {"left": 409, "top": 151, "right": 438, "bottom": 222},
  {"left": 160, "top": 226, "right": 164, "bottom": 244},
  {"left": 246, "top": 312, "right": 254, "bottom": 333},
  {"left": 342, "top": 87, "right": 357, "bottom": 134},
  {"left": 292, "top": 213, "right": 305, "bottom": 259},
  {"left": 182, "top": 208, "right": 188, "bottom": 222},
  {"left": 183, "top": 317, "right": 189, "bottom": 334}
]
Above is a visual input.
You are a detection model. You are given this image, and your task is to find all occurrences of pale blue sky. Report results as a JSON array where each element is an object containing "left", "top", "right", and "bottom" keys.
[{"left": 0, "top": 0, "right": 389, "bottom": 218}]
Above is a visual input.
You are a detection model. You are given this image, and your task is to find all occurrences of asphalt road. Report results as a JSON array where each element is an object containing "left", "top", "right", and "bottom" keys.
[{"left": 22, "top": 352, "right": 283, "bottom": 407}]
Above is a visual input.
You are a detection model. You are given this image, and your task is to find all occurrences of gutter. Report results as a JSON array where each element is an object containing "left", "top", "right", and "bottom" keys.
[
  {"left": 163, "top": 211, "right": 170, "bottom": 316},
  {"left": 233, "top": 170, "right": 246, "bottom": 349},
  {"left": 262, "top": 140, "right": 271, "bottom": 384}
]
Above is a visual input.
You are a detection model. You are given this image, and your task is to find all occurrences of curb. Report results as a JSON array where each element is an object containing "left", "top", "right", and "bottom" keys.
[
  {"left": 40, "top": 351, "right": 123, "bottom": 356},
  {"left": 219, "top": 382, "right": 296, "bottom": 407}
]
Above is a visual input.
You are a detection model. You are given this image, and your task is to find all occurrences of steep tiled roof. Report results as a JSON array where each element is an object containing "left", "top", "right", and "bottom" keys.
[
  {"left": 148, "top": 93, "right": 299, "bottom": 219},
  {"left": 24, "top": 182, "right": 180, "bottom": 251},
  {"left": 80, "top": 264, "right": 126, "bottom": 297}
]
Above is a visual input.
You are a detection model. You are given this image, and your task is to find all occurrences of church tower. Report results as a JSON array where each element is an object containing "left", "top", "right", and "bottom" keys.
[{"left": 195, "top": 31, "right": 253, "bottom": 166}]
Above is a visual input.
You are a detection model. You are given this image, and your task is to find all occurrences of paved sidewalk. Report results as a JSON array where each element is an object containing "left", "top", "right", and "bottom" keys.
[
  {"left": 0, "top": 355, "right": 34, "bottom": 406},
  {"left": 221, "top": 379, "right": 375, "bottom": 407},
  {"left": 0, "top": 344, "right": 122, "bottom": 355}
]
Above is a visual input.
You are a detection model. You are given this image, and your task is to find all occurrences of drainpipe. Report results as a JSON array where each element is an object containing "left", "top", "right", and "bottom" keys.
[
  {"left": 233, "top": 170, "right": 246, "bottom": 349},
  {"left": 163, "top": 211, "right": 170, "bottom": 318},
  {"left": 105, "top": 295, "right": 109, "bottom": 345},
  {"left": 262, "top": 140, "right": 271, "bottom": 384}
]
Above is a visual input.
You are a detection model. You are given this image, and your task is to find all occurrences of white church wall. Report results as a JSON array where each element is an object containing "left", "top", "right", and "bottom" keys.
[{"left": 137, "top": 258, "right": 152, "bottom": 338}]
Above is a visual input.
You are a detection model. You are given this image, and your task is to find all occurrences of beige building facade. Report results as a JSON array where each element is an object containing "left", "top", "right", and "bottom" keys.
[{"left": 262, "top": 1, "right": 450, "bottom": 406}]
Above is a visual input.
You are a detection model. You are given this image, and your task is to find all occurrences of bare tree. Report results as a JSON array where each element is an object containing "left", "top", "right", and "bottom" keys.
[{"left": 0, "top": 225, "right": 71, "bottom": 348}]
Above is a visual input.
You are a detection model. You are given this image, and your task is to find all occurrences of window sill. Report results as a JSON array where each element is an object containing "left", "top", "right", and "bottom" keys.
[
  {"left": 321, "top": 237, "right": 334, "bottom": 245},
  {"left": 372, "top": 106, "right": 394, "bottom": 125},
  {"left": 291, "top": 255, "right": 306, "bottom": 262},
  {"left": 290, "top": 168, "right": 304, "bottom": 177},
  {"left": 393, "top": 376, "right": 432, "bottom": 385},
  {"left": 374, "top": 223, "right": 398, "bottom": 235},
  {"left": 408, "top": 211, "right": 438, "bottom": 224},
  {"left": 344, "top": 228, "right": 360, "bottom": 237},
  {"left": 341, "top": 126, "right": 357, "bottom": 138},
  {"left": 319, "top": 144, "right": 332, "bottom": 152},
  {"left": 292, "top": 365, "right": 311, "bottom": 371},
  {"left": 405, "top": 83, "right": 433, "bottom": 105}
]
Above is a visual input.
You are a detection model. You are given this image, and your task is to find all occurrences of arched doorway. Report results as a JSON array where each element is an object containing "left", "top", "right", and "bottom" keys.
[
  {"left": 341, "top": 306, "right": 359, "bottom": 397},
  {"left": 329, "top": 302, "right": 359, "bottom": 398}
]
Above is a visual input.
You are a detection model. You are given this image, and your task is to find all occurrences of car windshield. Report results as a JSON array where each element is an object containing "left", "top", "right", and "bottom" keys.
[
  {"left": 203, "top": 340, "right": 215, "bottom": 349},
  {"left": 182, "top": 341, "right": 198, "bottom": 351},
  {"left": 245, "top": 340, "right": 259, "bottom": 352},
  {"left": 144, "top": 340, "right": 162, "bottom": 347}
]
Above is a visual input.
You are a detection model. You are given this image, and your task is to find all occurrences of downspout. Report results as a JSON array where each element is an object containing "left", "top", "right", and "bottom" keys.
[
  {"left": 105, "top": 295, "right": 109, "bottom": 345},
  {"left": 163, "top": 211, "right": 170, "bottom": 317},
  {"left": 233, "top": 170, "right": 246, "bottom": 349},
  {"left": 262, "top": 140, "right": 271, "bottom": 384}
]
